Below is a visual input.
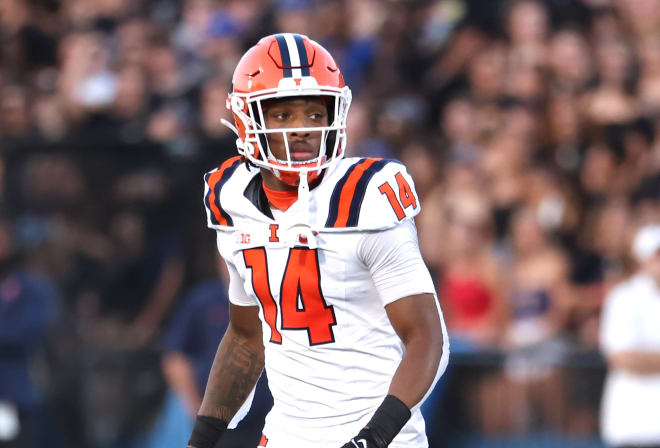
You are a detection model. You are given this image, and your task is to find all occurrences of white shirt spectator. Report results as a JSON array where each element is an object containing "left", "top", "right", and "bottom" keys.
[{"left": 600, "top": 273, "right": 660, "bottom": 446}]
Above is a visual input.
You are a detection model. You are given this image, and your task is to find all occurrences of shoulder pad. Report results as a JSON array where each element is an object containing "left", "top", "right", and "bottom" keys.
[
  {"left": 323, "top": 158, "right": 420, "bottom": 230},
  {"left": 203, "top": 156, "right": 243, "bottom": 230}
]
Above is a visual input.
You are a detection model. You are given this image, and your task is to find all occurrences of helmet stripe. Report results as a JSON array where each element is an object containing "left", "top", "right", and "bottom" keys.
[
  {"left": 270, "top": 34, "right": 314, "bottom": 78},
  {"left": 293, "top": 34, "right": 311, "bottom": 76},
  {"left": 282, "top": 33, "right": 303, "bottom": 78},
  {"left": 274, "top": 34, "right": 292, "bottom": 77}
]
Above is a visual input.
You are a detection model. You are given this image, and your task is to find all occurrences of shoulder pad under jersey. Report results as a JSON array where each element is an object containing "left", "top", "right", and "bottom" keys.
[
  {"left": 322, "top": 158, "right": 420, "bottom": 231},
  {"left": 203, "top": 156, "right": 246, "bottom": 230}
]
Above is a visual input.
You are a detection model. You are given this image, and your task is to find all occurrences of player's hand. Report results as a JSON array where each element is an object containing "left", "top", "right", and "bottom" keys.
[{"left": 341, "top": 428, "right": 383, "bottom": 448}]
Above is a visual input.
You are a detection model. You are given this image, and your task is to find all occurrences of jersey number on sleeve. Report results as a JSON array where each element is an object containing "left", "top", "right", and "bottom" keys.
[
  {"left": 378, "top": 172, "right": 417, "bottom": 220},
  {"left": 243, "top": 247, "right": 336, "bottom": 345}
]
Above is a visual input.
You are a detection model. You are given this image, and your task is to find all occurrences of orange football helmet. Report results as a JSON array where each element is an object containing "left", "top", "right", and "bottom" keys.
[{"left": 222, "top": 33, "right": 352, "bottom": 186}]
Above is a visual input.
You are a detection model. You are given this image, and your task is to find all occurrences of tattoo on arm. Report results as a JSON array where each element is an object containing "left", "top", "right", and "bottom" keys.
[{"left": 199, "top": 333, "right": 265, "bottom": 422}]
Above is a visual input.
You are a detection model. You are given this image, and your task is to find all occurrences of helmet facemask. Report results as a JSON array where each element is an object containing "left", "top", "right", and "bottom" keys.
[{"left": 225, "top": 78, "right": 352, "bottom": 186}]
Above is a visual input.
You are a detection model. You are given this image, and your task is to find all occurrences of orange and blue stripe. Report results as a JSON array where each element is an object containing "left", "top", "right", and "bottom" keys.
[
  {"left": 204, "top": 156, "right": 242, "bottom": 226},
  {"left": 325, "top": 158, "right": 393, "bottom": 228}
]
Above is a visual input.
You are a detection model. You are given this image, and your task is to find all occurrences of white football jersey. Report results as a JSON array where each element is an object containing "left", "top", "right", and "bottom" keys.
[{"left": 203, "top": 156, "right": 449, "bottom": 447}]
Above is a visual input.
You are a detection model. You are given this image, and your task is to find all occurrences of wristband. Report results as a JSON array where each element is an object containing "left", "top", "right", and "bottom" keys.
[
  {"left": 366, "top": 395, "right": 411, "bottom": 447},
  {"left": 188, "top": 415, "right": 228, "bottom": 448}
]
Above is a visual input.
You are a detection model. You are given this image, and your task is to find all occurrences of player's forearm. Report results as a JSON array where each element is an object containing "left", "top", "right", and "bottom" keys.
[
  {"left": 342, "top": 320, "right": 444, "bottom": 448},
  {"left": 388, "top": 324, "right": 443, "bottom": 409},
  {"left": 198, "top": 325, "right": 265, "bottom": 422},
  {"left": 609, "top": 351, "right": 660, "bottom": 374}
]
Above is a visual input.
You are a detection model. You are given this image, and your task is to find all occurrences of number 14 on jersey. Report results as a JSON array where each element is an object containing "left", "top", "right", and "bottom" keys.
[
  {"left": 379, "top": 172, "right": 417, "bottom": 220},
  {"left": 243, "top": 248, "right": 337, "bottom": 346}
]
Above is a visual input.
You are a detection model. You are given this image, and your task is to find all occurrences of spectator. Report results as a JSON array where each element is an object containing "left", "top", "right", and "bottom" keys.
[
  {"left": 97, "top": 209, "right": 185, "bottom": 348},
  {"left": 600, "top": 224, "right": 660, "bottom": 448},
  {"left": 583, "top": 37, "right": 638, "bottom": 126},
  {"left": 436, "top": 191, "right": 509, "bottom": 435},
  {"left": 505, "top": 0, "right": 550, "bottom": 68},
  {"left": 547, "top": 29, "right": 594, "bottom": 93},
  {"left": 0, "top": 218, "right": 60, "bottom": 448},
  {"left": 440, "top": 191, "right": 508, "bottom": 350},
  {"left": 137, "top": 264, "right": 230, "bottom": 448},
  {"left": 139, "top": 258, "right": 271, "bottom": 448},
  {"left": 501, "top": 206, "right": 574, "bottom": 433}
]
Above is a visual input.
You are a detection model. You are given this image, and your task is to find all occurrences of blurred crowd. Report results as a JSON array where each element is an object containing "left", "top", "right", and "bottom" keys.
[{"left": 1, "top": 0, "right": 659, "bottom": 447}]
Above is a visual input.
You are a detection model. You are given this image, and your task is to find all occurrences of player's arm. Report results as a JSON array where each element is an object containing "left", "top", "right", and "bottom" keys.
[
  {"left": 187, "top": 304, "right": 264, "bottom": 448},
  {"left": 342, "top": 294, "right": 443, "bottom": 448},
  {"left": 343, "top": 219, "right": 448, "bottom": 448},
  {"left": 385, "top": 293, "right": 444, "bottom": 407}
]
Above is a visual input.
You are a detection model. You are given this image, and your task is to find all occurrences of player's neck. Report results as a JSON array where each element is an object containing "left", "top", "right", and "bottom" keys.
[
  {"left": 260, "top": 168, "right": 324, "bottom": 191},
  {"left": 262, "top": 182, "right": 298, "bottom": 211},
  {"left": 261, "top": 168, "right": 297, "bottom": 192},
  {"left": 260, "top": 168, "right": 324, "bottom": 211}
]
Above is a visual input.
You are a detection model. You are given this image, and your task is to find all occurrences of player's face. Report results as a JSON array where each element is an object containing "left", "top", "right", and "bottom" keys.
[{"left": 262, "top": 97, "right": 329, "bottom": 162}]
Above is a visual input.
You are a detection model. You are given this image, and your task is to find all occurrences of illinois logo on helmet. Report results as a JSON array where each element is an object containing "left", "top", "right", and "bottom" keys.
[{"left": 221, "top": 33, "right": 352, "bottom": 186}]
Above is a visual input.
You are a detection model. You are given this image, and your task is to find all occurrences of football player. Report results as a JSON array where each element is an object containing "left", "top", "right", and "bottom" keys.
[{"left": 188, "top": 33, "right": 449, "bottom": 448}]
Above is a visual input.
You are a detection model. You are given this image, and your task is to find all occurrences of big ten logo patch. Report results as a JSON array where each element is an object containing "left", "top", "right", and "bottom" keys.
[{"left": 235, "top": 232, "right": 251, "bottom": 244}]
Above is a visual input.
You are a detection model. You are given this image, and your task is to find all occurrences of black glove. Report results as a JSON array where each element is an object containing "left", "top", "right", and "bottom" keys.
[
  {"left": 188, "top": 415, "right": 227, "bottom": 448},
  {"left": 341, "top": 395, "right": 411, "bottom": 448},
  {"left": 341, "top": 428, "right": 381, "bottom": 448}
]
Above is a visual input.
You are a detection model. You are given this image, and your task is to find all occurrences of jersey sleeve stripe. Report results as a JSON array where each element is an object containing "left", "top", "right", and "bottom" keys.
[
  {"left": 206, "top": 156, "right": 242, "bottom": 226},
  {"left": 327, "top": 158, "right": 383, "bottom": 228},
  {"left": 335, "top": 158, "right": 380, "bottom": 227},
  {"left": 345, "top": 159, "right": 390, "bottom": 227},
  {"left": 325, "top": 158, "right": 364, "bottom": 227},
  {"left": 204, "top": 172, "right": 219, "bottom": 225}
]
